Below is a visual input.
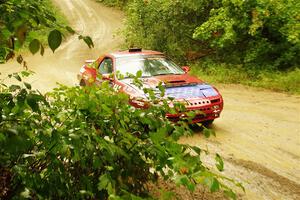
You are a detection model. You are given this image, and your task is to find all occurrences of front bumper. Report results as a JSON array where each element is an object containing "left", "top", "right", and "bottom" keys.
[{"left": 166, "top": 97, "right": 223, "bottom": 123}]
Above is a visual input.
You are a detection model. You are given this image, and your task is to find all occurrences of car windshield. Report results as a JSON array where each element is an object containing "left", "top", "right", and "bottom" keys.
[{"left": 115, "top": 55, "right": 185, "bottom": 78}]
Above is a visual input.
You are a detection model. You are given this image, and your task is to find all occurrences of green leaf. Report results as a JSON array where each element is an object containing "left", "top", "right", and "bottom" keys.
[
  {"left": 101, "top": 104, "right": 112, "bottom": 113},
  {"left": 136, "top": 70, "right": 142, "bottom": 78},
  {"left": 29, "top": 39, "right": 40, "bottom": 54},
  {"left": 27, "top": 94, "right": 41, "bottom": 113},
  {"left": 40, "top": 44, "right": 45, "bottom": 56},
  {"left": 158, "top": 82, "right": 165, "bottom": 97},
  {"left": 236, "top": 182, "right": 245, "bottom": 192},
  {"left": 13, "top": 73, "right": 22, "bottom": 81},
  {"left": 210, "top": 177, "right": 220, "bottom": 192},
  {"left": 0, "top": 133, "right": 6, "bottom": 142},
  {"left": 203, "top": 127, "right": 215, "bottom": 138},
  {"left": 17, "top": 89, "right": 27, "bottom": 107},
  {"left": 175, "top": 175, "right": 196, "bottom": 191},
  {"left": 48, "top": 29, "right": 62, "bottom": 52},
  {"left": 66, "top": 26, "right": 76, "bottom": 34},
  {"left": 93, "top": 156, "right": 101, "bottom": 168},
  {"left": 24, "top": 82, "right": 31, "bottom": 90},
  {"left": 98, "top": 174, "right": 109, "bottom": 191},
  {"left": 191, "top": 146, "right": 201, "bottom": 155},
  {"left": 215, "top": 153, "right": 224, "bottom": 171},
  {"left": 0, "top": 83, "right": 7, "bottom": 88},
  {"left": 79, "top": 35, "right": 94, "bottom": 48},
  {"left": 20, "top": 71, "right": 32, "bottom": 77},
  {"left": 83, "top": 36, "right": 94, "bottom": 48},
  {"left": 203, "top": 176, "right": 220, "bottom": 192},
  {"left": 45, "top": 13, "right": 57, "bottom": 22},
  {"left": 9, "top": 85, "right": 21, "bottom": 91},
  {"left": 98, "top": 174, "right": 113, "bottom": 194},
  {"left": 17, "top": 55, "right": 23, "bottom": 64},
  {"left": 108, "top": 194, "right": 123, "bottom": 200},
  {"left": 224, "top": 189, "right": 236, "bottom": 200},
  {"left": 20, "top": 188, "right": 31, "bottom": 198}
]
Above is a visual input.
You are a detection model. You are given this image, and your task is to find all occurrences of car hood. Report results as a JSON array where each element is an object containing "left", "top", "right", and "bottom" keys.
[{"left": 120, "top": 74, "right": 219, "bottom": 99}]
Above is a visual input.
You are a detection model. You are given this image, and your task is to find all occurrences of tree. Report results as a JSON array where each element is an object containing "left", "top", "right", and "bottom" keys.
[
  {"left": 122, "top": 0, "right": 299, "bottom": 69},
  {"left": 193, "top": 0, "right": 300, "bottom": 70}
]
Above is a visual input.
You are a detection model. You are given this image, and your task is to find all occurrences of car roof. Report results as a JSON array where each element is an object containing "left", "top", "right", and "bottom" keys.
[{"left": 110, "top": 49, "right": 164, "bottom": 58}]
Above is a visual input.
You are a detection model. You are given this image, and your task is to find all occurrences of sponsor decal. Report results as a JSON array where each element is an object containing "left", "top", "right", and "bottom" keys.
[{"left": 165, "top": 84, "right": 218, "bottom": 99}]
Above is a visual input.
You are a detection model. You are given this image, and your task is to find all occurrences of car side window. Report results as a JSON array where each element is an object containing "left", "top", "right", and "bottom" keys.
[{"left": 99, "top": 58, "right": 113, "bottom": 74}]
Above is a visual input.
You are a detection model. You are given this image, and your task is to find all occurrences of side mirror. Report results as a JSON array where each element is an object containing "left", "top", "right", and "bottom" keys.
[{"left": 181, "top": 66, "right": 190, "bottom": 73}]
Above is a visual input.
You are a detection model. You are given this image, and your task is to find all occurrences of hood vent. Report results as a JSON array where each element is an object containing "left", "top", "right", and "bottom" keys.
[
  {"left": 167, "top": 80, "right": 186, "bottom": 84},
  {"left": 164, "top": 80, "right": 199, "bottom": 88}
]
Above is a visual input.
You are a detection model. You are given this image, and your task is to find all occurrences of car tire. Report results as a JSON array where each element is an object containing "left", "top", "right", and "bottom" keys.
[
  {"left": 203, "top": 120, "right": 214, "bottom": 127},
  {"left": 79, "top": 79, "right": 86, "bottom": 86}
]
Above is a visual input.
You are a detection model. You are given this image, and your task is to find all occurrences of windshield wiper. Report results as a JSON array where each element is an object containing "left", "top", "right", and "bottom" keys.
[{"left": 153, "top": 73, "right": 175, "bottom": 76}]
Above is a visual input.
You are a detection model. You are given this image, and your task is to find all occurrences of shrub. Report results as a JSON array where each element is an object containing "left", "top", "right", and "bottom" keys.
[
  {"left": 123, "top": 0, "right": 213, "bottom": 63},
  {"left": 193, "top": 0, "right": 300, "bottom": 70},
  {"left": 120, "top": 0, "right": 299, "bottom": 70},
  {"left": 190, "top": 59, "right": 300, "bottom": 94},
  {"left": 0, "top": 72, "right": 241, "bottom": 199},
  {"left": 96, "top": 0, "right": 128, "bottom": 8}
]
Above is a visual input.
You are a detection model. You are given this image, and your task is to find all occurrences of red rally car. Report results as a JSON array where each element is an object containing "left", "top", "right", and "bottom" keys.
[{"left": 78, "top": 48, "right": 223, "bottom": 124}]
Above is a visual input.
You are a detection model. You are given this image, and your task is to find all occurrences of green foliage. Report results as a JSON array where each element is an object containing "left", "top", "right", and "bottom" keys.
[
  {"left": 0, "top": 0, "right": 93, "bottom": 63},
  {"left": 24, "top": 0, "right": 69, "bottom": 52},
  {"left": 48, "top": 29, "right": 62, "bottom": 52},
  {"left": 193, "top": 0, "right": 300, "bottom": 70},
  {"left": 114, "top": 0, "right": 299, "bottom": 70},
  {"left": 215, "top": 154, "right": 224, "bottom": 172},
  {"left": 29, "top": 39, "right": 41, "bottom": 55},
  {"left": 78, "top": 35, "right": 94, "bottom": 49},
  {"left": 0, "top": 72, "right": 241, "bottom": 199},
  {"left": 123, "top": 0, "right": 213, "bottom": 63},
  {"left": 190, "top": 59, "right": 300, "bottom": 94},
  {"left": 96, "top": 0, "right": 128, "bottom": 8},
  {"left": 254, "top": 69, "right": 300, "bottom": 94}
]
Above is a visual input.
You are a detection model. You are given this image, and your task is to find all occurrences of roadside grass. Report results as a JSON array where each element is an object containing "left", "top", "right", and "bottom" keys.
[
  {"left": 95, "top": 0, "right": 127, "bottom": 8},
  {"left": 190, "top": 60, "right": 300, "bottom": 95}
]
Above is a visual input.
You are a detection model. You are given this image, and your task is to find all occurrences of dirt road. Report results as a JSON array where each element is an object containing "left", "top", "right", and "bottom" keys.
[
  {"left": 181, "top": 85, "right": 300, "bottom": 199},
  {"left": 1, "top": 0, "right": 299, "bottom": 199},
  {"left": 1, "top": 0, "right": 124, "bottom": 92}
]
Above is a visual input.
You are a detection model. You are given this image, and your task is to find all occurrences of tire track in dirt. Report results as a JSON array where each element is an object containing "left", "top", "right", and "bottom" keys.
[
  {"left": 226, "top": 158, "right": 300, "bottom": 198},
  {"left": 181, "top": 85, "right": 300, "bottom": 199}
]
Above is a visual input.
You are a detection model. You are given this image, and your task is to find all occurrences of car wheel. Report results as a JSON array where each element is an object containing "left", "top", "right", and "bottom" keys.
[
  {"left": 79, "top": 79, "right": 86, "bottom": 86},
  {"left": 203, "top": 120, "right": 214, "bottom": 127}
]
